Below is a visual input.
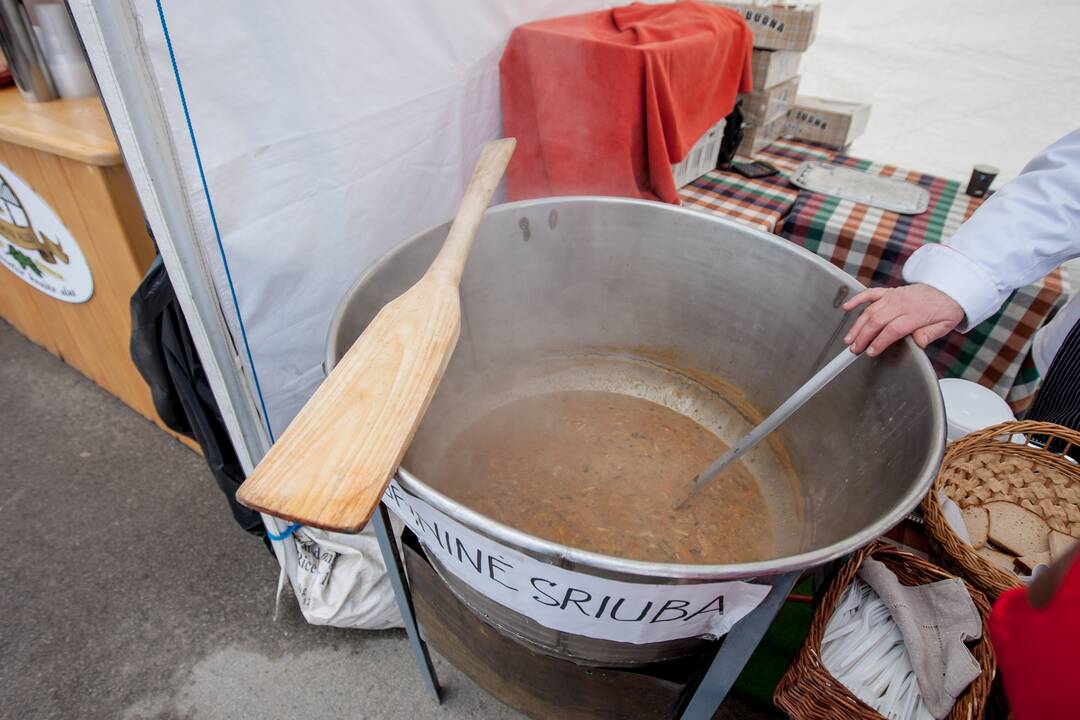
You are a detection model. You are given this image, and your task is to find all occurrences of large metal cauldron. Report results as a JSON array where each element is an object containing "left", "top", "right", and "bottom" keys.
[{"left": 328, "top": 197, "right": 946, "bottom": 666}]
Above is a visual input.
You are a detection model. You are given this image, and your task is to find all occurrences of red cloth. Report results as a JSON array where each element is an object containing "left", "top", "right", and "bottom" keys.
[
  {"left": 989, "top": 556, "right": 1080, "bottom": 719},
  {"left": 500, "top": 2, "right": 752, "bottom": 204}
]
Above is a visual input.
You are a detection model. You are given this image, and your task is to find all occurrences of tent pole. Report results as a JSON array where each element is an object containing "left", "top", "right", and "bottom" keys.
[{"left": 67, "top": 0, "right": 302, "bottom": 584}]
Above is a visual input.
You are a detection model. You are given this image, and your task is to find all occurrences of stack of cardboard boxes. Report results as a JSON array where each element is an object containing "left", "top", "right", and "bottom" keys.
[
  {"left": 726, "top": 2, "right": 817, "bottom": 155},
  {"left": 714, "top": 2, "right": 871, "bottom": 156}
]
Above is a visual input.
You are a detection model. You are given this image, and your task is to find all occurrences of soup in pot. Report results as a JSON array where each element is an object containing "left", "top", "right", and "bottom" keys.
[{"left": 427, "top": 389, "right": 774, "bottom": 564}]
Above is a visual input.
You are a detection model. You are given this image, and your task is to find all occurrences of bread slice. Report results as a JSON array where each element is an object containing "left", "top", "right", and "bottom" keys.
[
  {"left": 1014, "top": 552, "right": 1051, "bottom": 574},
  {"left": 1049, "top": 530, "right": 1078, "bottom": 563},
  {"left": 986, "top": 501, "right": 1050, "bottom": 556},
  {"left": 977, "top": 546, "right": 1016, "bottom": 574},
  {"left": 961, "top": 506, "right": 989, "bottom": 548}
]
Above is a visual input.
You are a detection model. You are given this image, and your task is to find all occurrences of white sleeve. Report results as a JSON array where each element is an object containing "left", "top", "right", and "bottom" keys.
[{"left": 903, "top": 128, "right": 1080, "bottom": 331}]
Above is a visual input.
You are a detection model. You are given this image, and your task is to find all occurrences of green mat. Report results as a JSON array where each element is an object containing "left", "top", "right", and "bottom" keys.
[{"left": 731, "top": 579, "right": 816, "bottom": 715}]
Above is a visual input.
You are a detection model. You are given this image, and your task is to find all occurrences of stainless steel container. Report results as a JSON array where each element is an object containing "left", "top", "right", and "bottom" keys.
[
  {"left": 0, "top": 0, "right": 58, "bottom": 102},
  {"left": 327, "top": 197, "right": 945, "bottom": 665}
]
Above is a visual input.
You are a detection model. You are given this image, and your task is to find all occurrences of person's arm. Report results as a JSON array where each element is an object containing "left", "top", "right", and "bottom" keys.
[{"left": 845, "top": 129, "right": 1080, "bottom": 356}]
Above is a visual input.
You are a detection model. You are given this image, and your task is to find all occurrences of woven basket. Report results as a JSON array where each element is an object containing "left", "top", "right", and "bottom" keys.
[
  {"left": 774, "top": 541, "right": 996, "bottom": 720},
  {"left": 922, "top": 420, "right": 1080, "bottom": 601}
]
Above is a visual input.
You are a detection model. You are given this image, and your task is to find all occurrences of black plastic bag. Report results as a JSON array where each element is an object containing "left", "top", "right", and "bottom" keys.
[
  {"left": 130, "top": 255, "right": 266, "bottom": 542},
  {"left": 716, "top": 100, "right": 745, "bottom": 168}
]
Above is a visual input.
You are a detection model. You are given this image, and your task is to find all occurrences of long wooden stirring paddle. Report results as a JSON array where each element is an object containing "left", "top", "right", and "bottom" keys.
[{"left": 237, "top": 138, "right": 516, "bottom": 532}]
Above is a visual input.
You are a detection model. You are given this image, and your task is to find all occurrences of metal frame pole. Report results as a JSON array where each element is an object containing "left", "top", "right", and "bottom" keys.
[
  {"left": 372, "top": 501, "right": 442, "bottom": 703},
  {"left": 680, "top": 570, "right": 801, "bottom": 720},
  {"left": 69, "top": 0, "right": 302, "bottom": 578}
]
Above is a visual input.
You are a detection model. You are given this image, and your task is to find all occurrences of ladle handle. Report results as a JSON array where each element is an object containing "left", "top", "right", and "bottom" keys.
[{"left": 676, "top": 348, "right": 861, "bottom": 508}]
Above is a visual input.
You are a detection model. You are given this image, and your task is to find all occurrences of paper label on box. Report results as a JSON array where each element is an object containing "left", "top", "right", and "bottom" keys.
[
  {"left": 786, "top": 98, "right": 870, "bottom": 148},
  {"left": 714, "top": 2, "right": 820, "bottom": 51},
  {"left": 383, "top": 479, "right": 771, "bottom": 644},
  {"left": 789, "top": 108, "right": 833, "bottom": 131}
]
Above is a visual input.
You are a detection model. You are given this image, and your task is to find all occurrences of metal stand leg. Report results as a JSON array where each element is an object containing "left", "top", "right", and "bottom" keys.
[
  {"left": 680, "top": 570, "right": 800, "bottom": 720},
  {"left": 372, "top": 501, "right": 442, "bottom": 703}
]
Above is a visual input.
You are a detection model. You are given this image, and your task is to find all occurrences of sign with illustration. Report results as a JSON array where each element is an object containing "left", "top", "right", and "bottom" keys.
[{"left": 0, "top": 164, "right": 93, "bottom": 303}]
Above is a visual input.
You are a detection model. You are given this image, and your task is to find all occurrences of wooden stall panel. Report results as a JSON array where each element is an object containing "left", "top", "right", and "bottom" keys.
[{"left": 0, "top": 138, "right": 197, "bottom": 450}]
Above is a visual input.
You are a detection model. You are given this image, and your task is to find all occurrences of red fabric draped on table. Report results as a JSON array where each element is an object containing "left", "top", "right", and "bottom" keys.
[{"left": 500, "top": 2, "right": 752, "bottom": 204}]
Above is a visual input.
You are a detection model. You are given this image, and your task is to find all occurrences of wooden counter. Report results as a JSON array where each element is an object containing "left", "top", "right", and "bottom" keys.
[
  {"left": 0, "top": 87, "right": 195, "bottom": 449},
  {"left": 0, "top": 88, "right": 121, "bottom": 166}
]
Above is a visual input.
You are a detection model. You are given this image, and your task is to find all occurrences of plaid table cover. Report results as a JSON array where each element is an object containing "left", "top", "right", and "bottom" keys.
[
  {"left": 752, "top": 137, "right": 836, "bottom": 173},
  {"left": 780, "top": 155, "right": 1068, "bottom": 411},
  {"left": 679, "top": 139, "right": 835, "bottom": 231}
]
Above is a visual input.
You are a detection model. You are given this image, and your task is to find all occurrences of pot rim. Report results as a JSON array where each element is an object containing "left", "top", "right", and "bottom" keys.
[{"left": 326, "top": 196, "right": 947, "bottom": 581}]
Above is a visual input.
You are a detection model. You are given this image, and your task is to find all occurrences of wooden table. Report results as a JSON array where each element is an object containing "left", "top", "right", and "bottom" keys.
[{"left": 0, "top": 87, "right": 193, "bottom": 448}]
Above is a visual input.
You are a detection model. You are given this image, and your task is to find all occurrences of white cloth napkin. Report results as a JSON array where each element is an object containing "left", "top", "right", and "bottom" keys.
[{"left": 857, "top": 557, "right": 982, "bottom": 719}]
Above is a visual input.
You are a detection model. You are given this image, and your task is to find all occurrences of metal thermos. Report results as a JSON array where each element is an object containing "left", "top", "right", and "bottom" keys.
[{"left": 0, "top": 0, "right": 58, "bottom": 102}]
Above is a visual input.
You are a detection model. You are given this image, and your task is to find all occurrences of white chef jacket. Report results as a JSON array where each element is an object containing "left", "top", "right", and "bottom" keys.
[{"left": 903, "top": 129, "right": 1080, "bottom": 376}]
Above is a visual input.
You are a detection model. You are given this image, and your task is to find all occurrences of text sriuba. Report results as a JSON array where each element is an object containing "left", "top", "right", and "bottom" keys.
[{"left": 385, "top": 483, "right": 731, "bottom": 624}]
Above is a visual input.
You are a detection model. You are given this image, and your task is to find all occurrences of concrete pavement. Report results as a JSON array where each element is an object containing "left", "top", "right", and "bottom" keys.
[{"left": 0, "top": 319, "right": 773, "bottom": 720}]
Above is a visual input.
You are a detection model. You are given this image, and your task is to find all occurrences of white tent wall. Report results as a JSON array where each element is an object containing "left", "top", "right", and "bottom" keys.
[
  {"left": 802, "top": 0, "right": 1080, "bottom": 183},
  {"left": 801, "top": 0, "right": 1080, "bottom": 289},
  {"left": 134, "top": 0, "right": 613, "bottom": 440}
]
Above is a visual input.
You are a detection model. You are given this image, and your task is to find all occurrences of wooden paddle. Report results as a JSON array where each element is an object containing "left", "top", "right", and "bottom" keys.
[{"left": 237, "top": 138, "right": 516, "bottom": 532}]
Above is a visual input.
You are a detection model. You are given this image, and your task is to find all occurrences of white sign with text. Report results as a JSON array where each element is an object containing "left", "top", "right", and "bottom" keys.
[
  {"left": 0, "top": 164, "right": 93, "bottom": 303},
  {"left": 383, "top": 480, "right": 771, "bottom": 644}
]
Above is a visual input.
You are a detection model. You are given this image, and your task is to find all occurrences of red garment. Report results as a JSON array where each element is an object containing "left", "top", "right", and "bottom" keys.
[
  {"left": 500, "top": 2, "right": 752, "bottom": 204},
  {"left": 989, "top": 556, "right": 1080, "bottom": 719}
]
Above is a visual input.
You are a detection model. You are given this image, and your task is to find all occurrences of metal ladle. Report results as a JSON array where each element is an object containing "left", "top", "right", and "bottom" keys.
[{"left": 675, "top": 348, "right": 862, "bottom": 509}]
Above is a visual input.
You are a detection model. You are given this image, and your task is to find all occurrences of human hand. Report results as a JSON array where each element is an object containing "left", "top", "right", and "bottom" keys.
[{"left": 842, "top": 283, "right": 965, "bottom": 356}]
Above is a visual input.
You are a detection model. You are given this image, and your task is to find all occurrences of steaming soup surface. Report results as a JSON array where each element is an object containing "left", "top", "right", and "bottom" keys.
[{"left": 428, "top": 390, "right": 774, "bottom": 564}]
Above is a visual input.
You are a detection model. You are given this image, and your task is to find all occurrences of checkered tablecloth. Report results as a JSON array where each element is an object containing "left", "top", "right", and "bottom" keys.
[
  {"left": 780, "top": 156, "right": 1068, "bottom": 411},
  {"left": 679, "top": 139, "right": 835, "bottom": 231},
  {"left": 751, "top": 137, "right": 836, "bottom": 173}
]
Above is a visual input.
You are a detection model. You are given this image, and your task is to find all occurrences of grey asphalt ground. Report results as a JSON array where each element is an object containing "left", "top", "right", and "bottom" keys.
[{"left": 0, "top": 318, "right": 774, "bottom": 720}]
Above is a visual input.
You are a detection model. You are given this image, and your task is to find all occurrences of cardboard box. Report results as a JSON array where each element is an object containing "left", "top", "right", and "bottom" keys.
[
  {"left": 740, "top": 75, "right": 799, "bottom": 127},
  {"left": 750, "top": 49, "right": 802, "bottom": 90},
  {"left": 786, "top": 96, "right": 871, "bottom": 149},
  {"left": 736, "top": 112, "right": 788, "bottom": 157},
  {"left": 714, "top": 2, "right": 820, "bottom": 51}
]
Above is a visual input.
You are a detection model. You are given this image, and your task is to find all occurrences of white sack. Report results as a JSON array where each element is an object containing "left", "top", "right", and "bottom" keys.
[{"left": 291, "top": 527, "right": 401, "bottom": 629}]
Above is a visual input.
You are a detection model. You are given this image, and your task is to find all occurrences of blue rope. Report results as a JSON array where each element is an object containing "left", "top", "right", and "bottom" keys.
[
  {"left": 154, "top": 0, "right": 276, "bottom": 443},
  {"left": 267, "top": 522, "right": 303, "bottom": 542}
]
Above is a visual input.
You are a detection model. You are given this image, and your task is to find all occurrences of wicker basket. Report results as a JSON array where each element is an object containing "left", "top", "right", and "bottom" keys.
[
  {"left": 922, "top": 420, "right": 1080, "bottom": 601},
  {"left": 774, "top": 541, "right": 996, "bottom": 720}
]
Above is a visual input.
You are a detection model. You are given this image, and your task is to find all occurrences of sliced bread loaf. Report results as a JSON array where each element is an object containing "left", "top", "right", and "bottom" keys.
[{"left": 986, "top": 501, "right": 1050, "bottom": 556}]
